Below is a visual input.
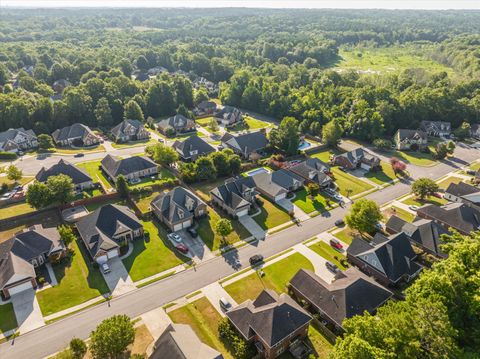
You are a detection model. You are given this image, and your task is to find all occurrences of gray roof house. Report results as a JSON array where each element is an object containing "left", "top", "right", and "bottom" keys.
[
  {"left": 157, "top": 115, "right": 196, "bottom": 136},
  {"left": 289, "top": 268, "right": 392, "bottom": 331},
  {"left": 76, "top": 204, "right": 143, "bottom": 263},
  {"left": 420, "top": 120, "right": 451, "bottom": 138},
  {"left": 111, "top": 119, "right": 150, "bottom": 143},
  {"left": 444, "top": 182, "right": 480, "bottom": 205},
  {"left": 470, "top": 124, "right": 480, "bottom": 139},
  {"left": 251, "top": 169, "right": 303, "bottom": 203},
  {"left": 52, "top": 123, "right": 101, "bottom": 147},
  {"left": 333, "top": 148, "right": 380, "bottom": 171},
  {"left": 151, "top": 187, "right": 207, "bottom": 232},
  {"left": 393, "top": 129, "right": 428, "bottom": 151},
  {"left": 173, "top": 135, "right": 215, "bottom": 161},
  {"left": 288, "top": 158, "right": 333, "bottom": 188},
  {"left": 214, "top": 106, "right": 242, "bottom": 126},
  {"left": 101, "top": 155, "right": 158, "bottom": 182},
  {"left": 0, "top": 127, "right": 38, "bottom": 153},
  {"left": 210, "top": 177, "right": 256, "bottom": 218},
  {"left": 416, "top": 202, "right": 480, "bottom": 235},
  {"left": 347, "top": 232, "right": 422, "bottom": 286},
  {"left": 226, "top": 289, "right": 312, "bottom": 359},
  {"left": 36, "top": 159, "right": 93, "bottom": 191},
  {"left": 194, "top": 100, "right": 217, "bottom": 116},
  {"left": 220, "top": 131, "right": 268, "bottom": 159}
]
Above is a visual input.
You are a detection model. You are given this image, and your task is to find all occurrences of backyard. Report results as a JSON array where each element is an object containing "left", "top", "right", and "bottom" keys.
[
  {"left": 0, "top": 201, "right": 35, "bottom": 220},
  {"left": 292, "top": 188, "right": 336, "bottom": 214},
  {"left": 253, "top": 197, "right": 291, "bottom": 230},
  {"left": 191, "top": 178, "right": 226, "bottom": 202},
  {"left": 76, "top": 160, "right": 113, "bottom": 190},
  {"left": 308, "top": 241, "right": 347, "bottom": 270},
  {"left": 129, "top": 168, "right": 176, "bottom": 189},
  {"left": 0, "top": 303, "right": 17, "bottom": 334}
]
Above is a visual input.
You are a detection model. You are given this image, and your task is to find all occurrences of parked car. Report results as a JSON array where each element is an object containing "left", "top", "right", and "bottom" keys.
[
  {"left": 129, "top": 178, "right": 141, "bottom": 184},
  {"left": 375, "top": 223, "right": 384, "bottom": 230},
  {"left": 466, "top": 169, "right": 476, "bottom": 175},
  {"left": 74, "top": 153, "right": 84, "bottom": 158},
  {"left": 101, "top": 263, "right": 111, "bottom": 274},
  {"left": 329, "top": 238, "right": 343, "bottom": 250},
  {"left": 249, "top": 254, "right": 264, "bottom": 266},
  {"left": 219, "top": 297, "right": 232, "bottom": 311},
  {"left": 325, "top": 261, "right": 339, "bottom": 273},
  {"left": 187, "top": 227, "right": 198, "bottom": 238},
  {"left": 175, "top": 243, "right": 189, "bottom": 254},
  {"left": 168, "top": 233, "right": 183, "bottom": 243},
  {"left": 409, "top": 205, "right": 419, "bottom": 211},
  {"left": 334, "top": 219, "right": 345, "bottom": 227},
  {"left": 432, "top": 192, "right": 443, "bottom": 198}
]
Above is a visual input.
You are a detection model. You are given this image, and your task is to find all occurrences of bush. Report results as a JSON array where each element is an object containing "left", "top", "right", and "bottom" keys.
[
  {"left": 70, "top": 338, "right": 87, "bottom": 359},
  {"left": 0, "top": 151, "right": 17, "bottom": 160},
  {"left": 218, "top": 318, "right": 255, "bottom": 359}
]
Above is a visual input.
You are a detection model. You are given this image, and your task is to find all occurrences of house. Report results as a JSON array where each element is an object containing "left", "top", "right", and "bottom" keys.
[
  {"left": 251, "top": 169, "right": 303, "bottom": 203},
  {"left": 151, "top": 187, "right": 207, "bottom": 232},
  {"left": 36, "top": 159, "right": 94, "bottom": 192},
  {"left": 220, "top": 131, "right": 268, "bottom": 159},
  {"left": 420, "top": 121, "right": 451, "bottom": 138},
  {"left": 194, "top": 101, "right": 217, "bottom": 116},
  {"left": 150, "top": 323, "right": 223, "bottom": 359},
  {"left": 110, "top": 119, "right": 150, "bottom": 143},
  {"left": 0, "top": 128, "right": 38, "bottom": 153},
  {"left": 386, "top": 215, "right": 448, "bottom": 258},
  {"left": 393, "top": 129, "right": 428, "bottom": 151},
  {"left": 289, "top": 268, "right": 392, "bottom": 331},
  {"left": 470, "top": 124, "right": 480, "bottom": 139},
  {"left": 172, "top": 135, "right": 215, "bottom": 162},
  {"left": 226, "top": 289, "right": 312, "bottom": 359},
  {"left": 214, "top": 106, "right": 242, "bottom": 126},
  {"left": 101, "top": 155, "right": 158, "bottom": 183},
  {"left": 210, "top": 177, "right": 256, "bottom": 217},
  {"left": 416, "top": 202, "right": 480, "bottom": 235},
  {"left": 347, "top": 232, "right": 422, "bottom": 286},
  {"left": 76, "top": 204, "right": 143, "bottom": 263},
  {"left": 288, "top": 158, "right": 333, "bottom": 189},
  {"left": 444, "top": 182, "right": 480, "bottom": 205},
  {"left": 52, "top": 123, "right": 101, "bottom": 147},
  {"left": 157, "top": 115, "right": 196, "bottom": 136},
  {"left": 332, "top": 148, "right": 380, "bottom": 171},
  {"left": 0, "top": 225, "right": 66, "bottom": 299},
  {"left": 147, "top": 66, "right": 168, "bottom": 76}
]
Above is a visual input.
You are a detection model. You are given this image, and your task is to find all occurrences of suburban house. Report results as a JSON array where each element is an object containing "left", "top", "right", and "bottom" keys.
[
  {"left": 214, "top": 106, "right": 242, "bottom": 126},
  {"left": 470, "top": 124, "right": 480, "bottom": 139},
  {"left": 251, "top": 169, "right": 303, "bottom": 202},
  {"left": 172, "top": 135, "right": 216, "bottom": 162},
  {"left": 0, "top": 225, "right": 66, "bottom": 299},
  {"left": 416, "top": 202, "right": 480, "bottom": 235},
  {"left": 194, "top": 100, "right": 217, "bottom": 116},
  {"left": 76, "top": 204, "right": 143, "bottom": 263},
  {"left": 220, "top": 131, "right": 268, "bottom": 159},
  {"left": 0, "top": 127, "right": 38, "bottom": 153},
  {"left": 110, "top": 119, "right": 150, "bottom": 143},
  {"left": 52, "top": 123, "right": 101, "bottom": 147},
  {"left": 386, "top": 215, "right": 449, "bottom": 258},
  {"left": 36, "top": 159, "right": 94, "bottom": 192},
  {"left": 101, "top": 155, "right": 158, "bottom": 183},
  {"left": 332, "top": 148, "right": 380, "bottom": 171},
  {"left": 444, "top": 182, "right": 480, "bottom": 205},
  {"left": 157, "top": 115, "right": 196, "bottom": 136},
  {"left": 210, "top": 176, "right": 256, "bottom": 217},
  {"left": 150, "top": 323, "right": 223, "bottom": 359},
  {"left": 420, "top": 120, "right": 451, "bottom": 138},
  {"left": 151, "top": 187, "right": 207, "bottom": 232},
  {"left": 393, "top": 129, "right": 428, "bottom": 151},
  {"left": 226, "top": 289, "right": 312, "bottom": 359},
  {"left": 347, "top": 232, "right": 422, "bottom": 286},
  {"left": 288, "top": 158, "right": 333, "bottom": 189},
  {"left": 289, "top": 268, "right": 392, "bottom": 331}
]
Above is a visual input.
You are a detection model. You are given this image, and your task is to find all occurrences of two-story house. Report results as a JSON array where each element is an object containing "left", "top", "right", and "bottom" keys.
[
  {"left": 52, "top": 123, "right": 101, "bottom": 147},
  {"left": 332, "top": 148, "right": 380, "bottom": 171},
  {"left": 172, "top": 135, "right": 216, "bottom": 162},
  {"left": 420, "top": 121, "right": 451, "bottom": 138},
  {"left": 110, "top": 119, "right": 150, "bottom": 143},
  {"left": 214, "top": 106, "right": 242, "bottom": 126},
  {"left": 220, "top": 131, "right": 268, "bottom": 160},
  {"left": 157, "top": 115, "right": 196, "bottom": 136},
  {"left": 393, "top": 129, "right": 428, "bottom": 151},
  {"left": 210, "top": 177, "right": 256, "bottom": 217},
  {"left": 36, "top": 159, "right": 94, "bottom": 192},
  {"left": 0, "top": 128, "right": 38, "bottom": 153}
]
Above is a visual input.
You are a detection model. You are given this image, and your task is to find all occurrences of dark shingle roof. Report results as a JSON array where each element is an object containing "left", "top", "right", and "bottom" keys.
[
  {"left": 396, "top": 129, "right": 427, "bottom": 140},
  {"left": 111, "top": 119, "right": 145, "bottom": 138},
  {"left": 336, "top": 148, "right": 380, "bottom": 167},
  {"left": 251, "top": 172, "right": 287, "bottom": 198},
  {"left": 36, "top": 159, "right": 92, "bottom": 185},
  {"left": 157, "top": 115, "right": 194, "bottom": 131},
  {"left": 52, "top": 123, "right": 96, "bottom": 142},
  {"left": 445, "top": 182, "right": 480, "bottom": 198},
  {"left": 151, "top": 187, "right": 206, "bottom": 224},
  {"left": 221, "top": 131, "right": 268, "bottom": 156},
  {"left": 0, "top": 128, "right": 36, "bottom": 144},
  {"left": 210, "top": 177, "right": 255, "bottom": 210},
  {"left": 288, "top": 158, "right": 332, "bottom": 186},
  {"left": 101, "top": 155, "right": 157, "bottom": 178},
  {"left": 417, "top": 202, "right": 480, "bottom": 234},
  {"left": 172, "top": 135, "right": 215, "bottom": 159}
]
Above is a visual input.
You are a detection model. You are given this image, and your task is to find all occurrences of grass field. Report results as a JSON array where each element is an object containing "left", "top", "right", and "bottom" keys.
[
  {"left": 383, "top": 206, "right": 416, "bottom": 223},
  {"left": 229, "top": 115, "right": 273, "bottom": 132},
  {"left": 331, "top": 168, "right": 373, "bottom": 197},
  {"left": 292, "top": 188, "right": 335, "bottom": 214},
  {"left": 76, "top": 160, "right": 113, "bottom": 190},
  {"left": 364, "top": 162, "right": 397, "bottom": 185},
  {"left": 254, "top": 197, "right": 291, "bottom": 230},
  {"left": 111, "top": 138, "right": 157, "bottom": 149},
  {"left": 308, "top": 241, "right": 347, "bottom": 270},
  {"left": 0, "top": 201, "right": 35, "bottom": 220},
  {"left": 402, "top": 195, "right": 448, "bottom": 208},
  {"left": 196, "top": 117, "right": 220, "bottom": 133},
  {"left": 382, "top": 149, "right": 437, "bottom": 167},
  {"left": 311, "top": 149, "right": 339, "bottom": 163},
  {"left": 0, "top": 303, "right": 17, "bottom": 334},
  {"left": 0, "top": 175, "right": 34, "bottom": 187},
  {"left": 436, "top": 176, "right": 464, "bottom": 190}
]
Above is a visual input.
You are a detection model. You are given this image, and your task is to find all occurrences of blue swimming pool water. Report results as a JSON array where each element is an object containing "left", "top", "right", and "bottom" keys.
[
  {"left": 298, "top": 140, "right": 312, "bottom": 150},
  {"left": 247, "top": 168, "right": 269, "bottom": 176}
]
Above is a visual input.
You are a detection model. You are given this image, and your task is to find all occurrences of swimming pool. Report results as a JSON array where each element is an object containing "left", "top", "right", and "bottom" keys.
[
  {"left": 246, "top": 168, "right": 269, "bottom": 176},
  {"left": 298, "top": 140, "right": 312, "bottom": 150}
]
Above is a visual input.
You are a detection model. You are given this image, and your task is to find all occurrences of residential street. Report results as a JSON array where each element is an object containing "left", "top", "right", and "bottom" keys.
[{"left": 0, "top": 145, "right": 478, "bottom": 359}]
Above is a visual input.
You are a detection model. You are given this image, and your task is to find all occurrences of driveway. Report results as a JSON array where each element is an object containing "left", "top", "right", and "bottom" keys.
[
  {"left": 177, "top": 230, "right": 215, "bottom": 262},
  {"left": 102, "top": 258, "right": 136, "bottom": 296},
  {"left": 202, "top": 282, "right": 238, "bottom": 317},
  {"left": 239, "top": 215, "right": 266, "bottom": 240},
  {"left": 11, "top": 289, "right": 45, "bottom": 334},
  {"left": 293, "top": 244, "right": 336, "bottom": 284},
  {"left": 277, "top": 198, "right": 310, "bottom": 221}
]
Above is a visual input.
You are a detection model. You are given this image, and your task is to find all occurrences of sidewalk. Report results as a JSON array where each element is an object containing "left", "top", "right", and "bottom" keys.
[{"left": 134, "top": 264, "right": 185, "bottom": 287}]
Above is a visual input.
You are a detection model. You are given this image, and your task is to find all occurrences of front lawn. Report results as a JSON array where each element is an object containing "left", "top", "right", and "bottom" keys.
[
  {"left": 436, "top": 176, "right": 464, "bottom": 190},
  {"left": 308, "top": 241, "right": 347, "bottom": 270},
  {"left": 383, "top": 206, "right": 415, "bottom": 223},
  {"left": 382, "top": 149, "right": 436, "bottom": 167},
  {"left": 332, "top": 227, "right": 361, "bottom": 245},
  {"left": 402, "top": 195, "right": 448, "bottom": 208},
  {"left": 0, "top": 303, "right": 17, "bottom": 334},
  {"left": 0, "top": 175, "right": 34, "bottom": 187},
  {"left": 111, "top": 138, "right": 157, "bottom": 149},
  {"left": 36, "top": 240, "right": 110, "bottom": 316},
  {"left": 229, "top": 115, "right": 273, "bottom": 132},
  {"left": 292, "top": 188, "right": 336, "bottom": 214},
  {"left": 224, "top": 252, "right": 314, "bottom": 303},
  {"left": 331, "top": 168, "right": 373, "bottom": 197},
  {"left": 122, "top": 220, "right": 190, "bottom": 282},
  {"left": 0, "top": 201, "right": 35, "bottom": 220},
  {"left": 253, "top": 197, "right": 291, "bottom": 230},
  {"left": 76, "top": 160, "right": 113, "bottom": 190},
  {"left": 54, "top": 145, "right": 105, "bottom": 154},
  {"left": 364, "top": 161, "right": 397, "bottom": 185},
  {"left": 196, "top": 117, "right": 219, "bottom": 133}
]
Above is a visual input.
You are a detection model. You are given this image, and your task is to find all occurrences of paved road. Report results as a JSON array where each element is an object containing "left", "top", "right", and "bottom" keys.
[{"left": 1, "top": 144, "right": 478, "bottom": 359}]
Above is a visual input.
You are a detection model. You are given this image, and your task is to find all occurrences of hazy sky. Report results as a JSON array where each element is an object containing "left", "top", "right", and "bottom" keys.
[{"left": 3, "top": 0, "right": 480, "bottom": 9}]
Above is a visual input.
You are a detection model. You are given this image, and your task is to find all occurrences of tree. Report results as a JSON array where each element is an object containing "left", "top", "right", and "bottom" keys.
[
  {"left": 322, "top": 120, "right": 343, "bottom": 147},
  {"left": 210, "top": 151, "right": 230, "bottom": 176},
  {"left": 373, "top": 138, "right": 392, "bottom": 150},
  {"left": 306, "top": 183, "right": 319, "bottom": 198},
  {"left": 89, "top": 315, "right": 135, "bottom": 359},
  {"left": 116, "top": 175, "right": 129, "bottom": 198},
  {"left": 150, "top": 143, "right": 179, "bottom": 167},
  {"left": 69, "top": 338, "right": 87, "bottom": 359},
  {"left": 269, "top": 117, "right": 300, "bottom": 156},
  {"left": 345, "top": 198, "right": 382, "bottom": 235},
  {"left": 26, "top": 182, "right": 51, "bottom": 209},
  {"left": 6, "top": 165, "right": 22, "bottom": 183},
  {"left": 94, "top": 97, "right": 113, "bottom": 127},
  {"left": 434, "top": 142, "right": 449, "bottom": 159},
  {"left": 229, "top": 154, "right": 242, "bottom": 175},
  {"left": 58, "top": 225, "right": 76, "bottom": 247},
  {"left": 178, "top": 162, "right": 197, "bottom": 183},
  {"left": 215, "top": 218, "right": 233, "bottom": 244},
  {"left": 454, "top": 121, "right": 470, "bottom": 140},
  {"left": 411, "top": 178, "right": 439, "bottom": 200},
  {"left": 37, "top": 134, "right": 54, "bottom": 150},
  {"left": 195, "top": 157, "right": 217, "bottom": 181},
  {"left": 208, "top": 117, "right": 219, "bottom": 132},
  {"left": 136, "top": 55, "right": 149, "bottom": 71},
  {"left": 124, "top": 99, "right": 144, "bottom": 121},
  {"left": 47, "top": 174, "right": 75, "bottom": 205},
  {"left": 447, "top": 140, "right": 456, "bottom": 155},
  {"left": 390, "top": 157, "right": 406, "bottom": 175}
]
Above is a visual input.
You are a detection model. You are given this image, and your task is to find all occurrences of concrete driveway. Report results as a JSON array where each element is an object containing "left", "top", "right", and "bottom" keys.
[
  {"left": 167, "top": 231, "right": 215, "bottom": 263},
  {"left": 11, "top": 289, "right": 45, "bottom": 334},
  {"left": 202, "top": 282, "right": 238, "bottom": 317},
  {"left": 277, "top": 198, "right": 310, "bottom": 221},
  {"left": 293, "top": 244, "right": 336, "bottom": 284},
  {"left": 239, "top": 215, "right": 265, "bottom": 240},
  {"left": 102, "top": 257, "right": 136, "bottom": 296}
]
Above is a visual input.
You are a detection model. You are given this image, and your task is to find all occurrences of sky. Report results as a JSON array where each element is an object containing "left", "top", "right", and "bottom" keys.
[{"left": 2, "top": 0, "right": 480, "bottom": 9}]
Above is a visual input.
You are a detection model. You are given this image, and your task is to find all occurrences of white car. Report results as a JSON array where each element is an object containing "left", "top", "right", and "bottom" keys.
[
  {"left": 101, "top": 263, "right": 111, "bottom": 274},
  {"left": 168, "top": 233, "right": 183, "bottom": 243},
  {"left": 409, "top": 205, "right": 419, "bottom": 211}
]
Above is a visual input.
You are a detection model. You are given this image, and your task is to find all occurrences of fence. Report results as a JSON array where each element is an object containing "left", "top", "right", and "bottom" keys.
[{"left": 61, "top": 192, "right": 120, "bottom": 209}]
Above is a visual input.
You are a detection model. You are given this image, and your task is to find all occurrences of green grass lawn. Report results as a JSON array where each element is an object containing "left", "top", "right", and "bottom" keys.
[
  {"left": 132, "top": 191, "right": 160, "bottom": 213},
  {"left": 0, "top": 201, "right": 35, "bottom": 220},
  {"left": 469, "top": 162, "right": 480, "bottom": 171},
  {"left": 382, "top": 149, "right": 437, "bottom": 167},
  {"left": 279, "top": 322, "right": 333, "bottom": 359},
  {"left": 332, "top": 227, "right": 359, "bottom": 245},
  {"left": 331, "top": 167, "right": 373, "bottom": 197},
  {"left": 402, "top": 195, "right": 448, "bottom": 208},
  {"left": 436, "top": 176, "right": 464, "bottom": 190},
  {"left": 308, "top": 241, "right": 347, "bottom": 270},
  {"left": 54, "top": 145, "right": 106, "bottom": 154},
  {"left": 76, "top": 160, "right": 113, "bottom": 190},
  {"left": 224, "top": 252, "right": 313, "bottom": 303},
  {"left": 384, "top": 206, "right": 416, "bottom": 222},
  {"left": 122, "top": 220, "right": 190, "bottom": 282},
  {"left": 310, "top": 149, "right": 340, "bottom": 163},
  {"left": 111, "top": 138, "right": 157, "bottom": 149},
  {"left": 364, "top": 161, "right": 397, "bottom": 185},
  {"left": 196, "top": 117, "right": 219, "bottom": 133},
  {"left": 168, "top": 297, "right": 233, "bottom": 359},
  {"left": 0, "top": 175, "right": 34, "bottom": 187},
  {"left": 253, "top": 197, "right": 291, "bottom": 230},
  {"left": 191, "top": 178, "right": 226, "bottom": 202},
  {"left": 129, "top": 168, "right": 177, "bottom": 189},
  {"left": 292, "top": 188, "right": 336, "bottom": 214},
  {"left": 229, "top": 115, "right": 273, "bottom": 132},
  {"left": 84, "top": 198, "right": 125, "bottom": 212},
  {"left": 0, "top": 303, "right": 17, "bottom": 334},
  {"left": 36, "top": 240, "right": 110, "bottom": 316},
  {"left": 197, "top": 207, "right": 251, "bottom": 251}
]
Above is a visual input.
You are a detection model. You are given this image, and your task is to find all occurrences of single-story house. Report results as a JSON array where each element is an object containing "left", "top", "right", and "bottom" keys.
[
  {"left": 226, "top": 289, "right": 312, "bottom": 359},
  {"left": 157, "top": 115, "right": 196, "bottom": 136},
  {"left": 347, "top": 232, "right": 422, "bottom": 286},
  {"left": 52, "top": 123, "right": 101, "bottom": 147},
  {"left": 420, "top": 120, "right": 451, "bottom": 138},
  {"left": 111, "top": 119, "right": 150, "bottom": 143},
  {"left": 288, "top": 158, "right": 333, "bottom": 189},
  {"left": 214, "top": 106, "right": 242, "bottom": 126},
  {"left": 151, "top": 187, "right": 207, "bottom": 232},
  {"left": 76, "top": 204, "right": 143, "bottom": 263},
  {"left": 393, "top": 129, "right": 428, "bottom": 151},
  {"left": 416, "top": 202, "right": 480, "bottom": 235},
  {"left": 194, "top": 101, "right": 217, "bottom": 116},
  {"left": 220, "top": 131, "right": 268, "bottom": 159},
  {"left": 444, "top": 182, "right": 480, "bottom": 205},
  {"left": 101, "top": 155, "right": 158, "bottom": 183},
  {"left": 210, "top": 177, "right": 256, "bottom": 217},
  {"left": 0, "top": 225, "right": 66, "bottom": 299},
  {"left": 289, "top": 268, "right": 392, "bottom": 331},
  {"left": 36, "top": 159, "right": 94, "bottom": 192},
  {"left": 251, "top": 169, "right": 303, "bottom": 203},
  {"left": 172, "top": 135, "right": 216, "bottom": 162},
  {"left": 0, "top": 127, "right": 38, "bottom": 153},
  {"left": 332, "top": 148, "right": 380, "bottom": 171}
]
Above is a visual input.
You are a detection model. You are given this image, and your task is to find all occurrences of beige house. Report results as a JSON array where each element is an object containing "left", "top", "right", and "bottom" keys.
[{"left": 393, "top": 129, "right": 427, "bottom": 151}]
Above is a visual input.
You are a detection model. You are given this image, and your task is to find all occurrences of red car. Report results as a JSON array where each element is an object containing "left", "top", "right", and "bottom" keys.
[
  {"left": 329, "top": 239, "right": 343, "bottom": 250},
  {"left": 175, "top": 243, "right": 189, "bottom": 254}
]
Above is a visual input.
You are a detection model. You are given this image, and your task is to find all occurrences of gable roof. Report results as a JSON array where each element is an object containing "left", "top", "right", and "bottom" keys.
[
  {"left": 157, "top": 115, "right": 194, "bottom": 131},
  {"left": 445, "top": 182, "right": 480, "bottom": 198},
  {"left": 172, "top": 135, "right": 215, "bottom": 158},
  {"left": 251, "top": 172, "right": 288, "bottom": 198},
  {"left": 226, "top": 289, "right": 312, "bottom": 348},
  {"left": 101, "top": 155, "right": 157, "bottom": 178},
  {"left": 52, "top": 123, "right": 96, "bottom": 142},
  {"left": 417, "top": 202, "right": 480, "bottom": 234},
  {"left": 151, "top": 187, "right": 206, "bottom": 224},
  {"left": 289, "top": 268, "right": 392, "bottom": 328},
  {"left": 196, "top": 101, "right": 217, "bottom": 111},
  {"left": 210, "top": 177, "right": 256, "bottom": 210},
  {"left": 221, "top": 131, "right": 268, "bottom": 156},
  {"left": 111, "top": 119, "right": 146, "bottom": 138},
  {"left": 396, "top": 129, "right": 427, "bottom": 141},
  {"left": 335, "top": 148, "right": 380, "bottom": 167},
  {"left": 0, "top": 128, "right": 37, "bottom": 145},
  {"left": 288, "top": 158, "right": 332, "bottom": 186},
  {"left": 420, "top": 120, "right": 451, "bottom": 132},
  {"left": 36, "top": 159, "right": 92, "bottom": 185}
]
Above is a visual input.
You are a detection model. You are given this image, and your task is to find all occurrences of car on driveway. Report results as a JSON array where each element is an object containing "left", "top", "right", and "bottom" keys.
[
  {"left": 168, "top": 233, "right": 183, "bottom": 243},
  {"left": 249, "top": 254, "right": 264, "bottom": 266},
  {"left": 325, "top": 261, "right": 339, "bottom": 273},
  {"left": 219, "top": 297, "right": 232, "bottom": 311},
  {"left": 409, "top": 205, "right": 419, "bottom": 211},
  {"left": 334, "top": 219, "right": 345, "bottom": 227},
  {"left": 329, "top": 238, "right": 343, "bottom": 250},
  {"left": 101, "top": 263, "right": 111, "bottom": 274},
  {"left": 175, "top": 243, "right": 189, "bottom": 254},
  {"left": 187, "top": 227, "right": 198, "bottom": 238}
]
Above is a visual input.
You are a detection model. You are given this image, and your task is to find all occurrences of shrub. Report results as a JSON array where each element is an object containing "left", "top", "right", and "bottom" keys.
[
  {"left": 0, "top": 151, "right": 17, "bottom": 160},
  {"left": 70, "top": 338, "right": 87, "bottom": 359}
]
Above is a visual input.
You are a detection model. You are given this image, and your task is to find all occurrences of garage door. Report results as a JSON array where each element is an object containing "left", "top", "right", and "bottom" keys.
[
  {"left": 173, "top": 223, "right": 183, "bottom": 232},
  {"left": 274, "top": 193, "right": 287, "bottom": 202},
  {"left": 360, "top": 163, "right": 371, "bottom": 171},
  {"left": 107, "top": 250, "right": 119, "bottom": 259},
  {"left": 236, "top": 208, "right": 249, "bottom": 217},
  {"left": 182, "top": 220, "right": 192, "bottom": 229},
  {"left": 8, "top": 281, "right": 33, "bottom": 296},
  {"left": 96, "top": 255, "right": 108, "bottom": 264}
]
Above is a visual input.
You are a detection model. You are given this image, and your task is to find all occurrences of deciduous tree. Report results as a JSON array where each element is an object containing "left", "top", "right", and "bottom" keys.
[
  {"left": 345, "top": 198, "right": 382, "bottom": 234},
  {"left": 89, "top": 315, "right": 135, "bottom": 359},
  {"left": 411, "top": 178, "right": 439, "bottom": 200}
]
